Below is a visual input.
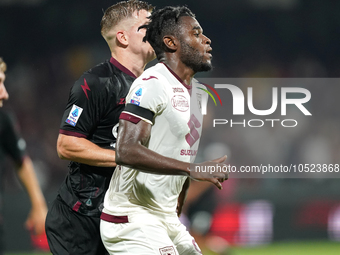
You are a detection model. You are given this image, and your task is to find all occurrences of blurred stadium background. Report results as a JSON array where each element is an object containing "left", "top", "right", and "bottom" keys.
[{"left": 1, "top": 0, "right": 340, "bottom": 254}]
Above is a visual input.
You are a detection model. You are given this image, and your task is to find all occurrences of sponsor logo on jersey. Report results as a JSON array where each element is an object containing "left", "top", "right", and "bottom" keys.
[
  {"left": 171, "top": 95, "right": 189, "bottom": 112},
  {"left": 118, "top": 98, "right": 126, "bottom": 105},
  {"left": 130, "top": 87, "right": 144, "bottom": 106},
  {"left": 81, "top": 78, "right": 91, "bottom": 100},
  {"left": 85, "top": 199, "right": 92, "bottom": 207},
  {"left": 135, "top": 88, "right": 143, "bottom": 96},
  {"left": 172, "top": 87, "right": 184, "bottom": 93},
  {"left": 159, "top": 246, "right": 176, "bottom": 255},
  {"left": 130, "top": 99, "right": 140, "bottom": 106},
  {"left": 72, "top": 108, "right": 79, "bottom": 117},
  {"left": 65, "top": 105, "right": 83, "bottom": 127},
  {"left": 185, "top": 114, "right": 201, "bottom": 147},
  {"left": 180, "top": 149, "right": 198, "bottom": 156},
  {"left": 142, "top": 75, "right": 158, "bottom": 81}
]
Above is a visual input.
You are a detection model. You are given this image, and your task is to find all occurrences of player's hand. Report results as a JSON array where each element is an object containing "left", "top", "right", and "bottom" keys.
[
  {"left": 25, "top": 205, "right": 47, "bottom": 235},
  {"left": 188, "top": 155, "right": 228, "bottom": 190}
]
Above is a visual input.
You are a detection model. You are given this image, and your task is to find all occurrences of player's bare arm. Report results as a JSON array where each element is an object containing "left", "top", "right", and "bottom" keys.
[
  {"left": 116, "top": 119, "right": 227, "bottom": 189},
  {"left": 17, "top": 156, "right": 47, "bottom": 235},
  {"left": 57, "top": 134, "right": 116, "bottom": 167}
]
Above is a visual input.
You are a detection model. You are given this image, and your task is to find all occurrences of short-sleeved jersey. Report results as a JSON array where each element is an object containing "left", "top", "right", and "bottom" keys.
[
  {"left": 0, "top": 109, "right": 26, "bottom": 215},
  {"left": 102, "top": 63, "right": 208, "bottom": 221},
  {"left": 58, "top": 57, "right": 136, "bottom": 217}
]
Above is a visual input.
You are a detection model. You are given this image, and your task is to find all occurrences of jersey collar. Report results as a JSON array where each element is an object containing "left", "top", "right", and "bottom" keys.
[
  {"left": 161, "top": 63, "right": 192, "bottom": 91},
  {"left": 110, "top": 57, "right": 137, "bottom": 79}
]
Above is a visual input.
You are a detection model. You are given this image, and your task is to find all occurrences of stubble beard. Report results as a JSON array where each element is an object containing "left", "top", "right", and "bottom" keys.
[{"left": 180, "top": 41, "right": 212, "bottom": 73}]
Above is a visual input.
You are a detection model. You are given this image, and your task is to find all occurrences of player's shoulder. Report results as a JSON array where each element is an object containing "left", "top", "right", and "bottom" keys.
[
  {"left": 127, "top": 64, "right": 170, "bottom": 103},
  {"left": 72, "top": 60, "right": 111, "bottom": 92},
  {"left": 139, "top": 63, "right": 165, "bottom": 80},
  {"left": 86, "top": 60, "right": 112, "bottom": 78},
  {"left": 133, "top": 63, "right": 169, "bottom": 89},
  {"left": 0, "top": 109, "right": 17, "bottom": 130}
]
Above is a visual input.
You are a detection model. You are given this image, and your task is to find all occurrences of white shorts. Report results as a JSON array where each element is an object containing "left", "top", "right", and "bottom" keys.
[{"left": 100, "top": 213, "right": 202, "bottom": 255}]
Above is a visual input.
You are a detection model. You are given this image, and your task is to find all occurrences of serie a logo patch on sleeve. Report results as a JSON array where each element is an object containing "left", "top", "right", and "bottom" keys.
[
  {"left": 130, "top": 87, "right": 144, "bottom": 106},
  {"left": 65, "top": 104, "right": 83, "bottom": 127}
]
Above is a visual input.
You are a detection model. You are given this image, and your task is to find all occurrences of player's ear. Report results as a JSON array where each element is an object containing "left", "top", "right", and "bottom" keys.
[
  {"left": 116, "top": 30, "right": 129, "bottom": 47},
  {"left": 163, "top": 35, "right": 177, "bottom": 51}
]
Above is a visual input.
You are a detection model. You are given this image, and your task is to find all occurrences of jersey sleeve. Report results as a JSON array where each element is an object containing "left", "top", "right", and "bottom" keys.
[
  {"left": 120, "top": 76, "right": 168, "bottom": 125},
  {"left": 1, "top": 112, "right": 26, "bottom": 167},
  {"left": 59, "top": 73, "right": 110, "bottom": 138}
]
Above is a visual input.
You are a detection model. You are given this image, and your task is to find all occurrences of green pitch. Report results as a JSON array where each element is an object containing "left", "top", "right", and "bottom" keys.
[
  {"left": 5, "top": 241, "right": 340, "bottom": 255},
  {"left": 203, "top": 241, "right": 340, "bottom": 255}
]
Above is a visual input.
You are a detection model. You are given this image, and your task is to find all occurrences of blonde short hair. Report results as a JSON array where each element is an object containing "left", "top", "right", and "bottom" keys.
[{"left": 100, "top": 0, "right": 153, "bottom": 42}]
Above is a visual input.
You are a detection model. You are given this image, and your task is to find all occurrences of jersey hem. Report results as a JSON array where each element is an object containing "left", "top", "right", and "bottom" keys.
[{"left": 59, "top": 129, "right": 87, "bottom": 138}]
